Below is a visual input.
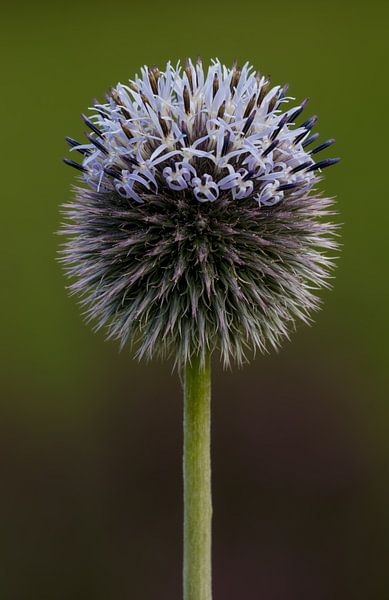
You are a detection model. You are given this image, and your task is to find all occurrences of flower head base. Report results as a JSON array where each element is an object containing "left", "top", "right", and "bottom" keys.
[{"left": 61, "top": 59, "right": 339, "bottom": 366}]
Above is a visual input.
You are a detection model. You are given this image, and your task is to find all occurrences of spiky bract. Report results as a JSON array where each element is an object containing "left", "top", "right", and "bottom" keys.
[{"left": 60, "top": 59, "right": 339, "bottom": 366}]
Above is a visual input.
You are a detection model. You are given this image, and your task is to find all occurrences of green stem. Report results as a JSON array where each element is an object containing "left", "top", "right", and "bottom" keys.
[{"left": 183, "top": 352, "right": 212, "bottom": 600}]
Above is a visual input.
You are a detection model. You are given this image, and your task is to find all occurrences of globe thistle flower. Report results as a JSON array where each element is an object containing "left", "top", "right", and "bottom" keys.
[
  {"left": 60, "top": 59, "right": 340, "bottom": 600},
  {"left": 60, "top": 58, "right": 339, "bottom": 367}
]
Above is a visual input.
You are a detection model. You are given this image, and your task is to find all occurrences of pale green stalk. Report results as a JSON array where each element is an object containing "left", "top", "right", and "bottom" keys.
[{"left": 183, "top": 352, "right": 212, "bottom": 600}]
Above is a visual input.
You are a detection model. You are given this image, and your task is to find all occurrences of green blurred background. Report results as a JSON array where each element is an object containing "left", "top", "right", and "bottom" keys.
[{"left": 1, "top": 0, "right": 388, "bottom": 597}]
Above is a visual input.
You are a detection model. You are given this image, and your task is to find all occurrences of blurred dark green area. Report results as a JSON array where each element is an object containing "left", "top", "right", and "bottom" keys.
[{"left": 1, "top": 0, "right": 388, "bottom": 598}]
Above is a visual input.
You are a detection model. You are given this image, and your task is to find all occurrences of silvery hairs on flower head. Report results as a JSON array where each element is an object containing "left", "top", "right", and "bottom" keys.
[{"left": 60, "top": 58, "right": 340, "bottom": 367}]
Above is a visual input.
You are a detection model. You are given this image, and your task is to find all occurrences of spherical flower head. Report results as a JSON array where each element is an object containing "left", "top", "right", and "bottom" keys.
[{"left": 60, "top": 58, "right": 340, "bottom": 367}]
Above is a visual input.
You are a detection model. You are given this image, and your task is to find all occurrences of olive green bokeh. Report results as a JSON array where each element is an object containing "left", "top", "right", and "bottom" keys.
[{"left": 1, "top": 0, "right": 388, "bottom": 598}]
